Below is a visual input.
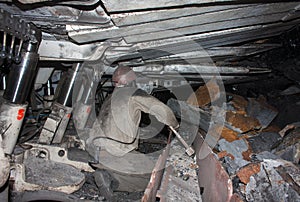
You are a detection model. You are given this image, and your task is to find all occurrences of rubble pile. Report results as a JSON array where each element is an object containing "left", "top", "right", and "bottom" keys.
[
  {"left": 169, "top": 82, "right": 300, "bottom": 201},
  {"left": 215, "top": 95, "right": 299, "bottom": 201}
]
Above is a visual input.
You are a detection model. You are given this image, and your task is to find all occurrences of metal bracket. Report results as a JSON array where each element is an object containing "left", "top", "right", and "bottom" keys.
[{"left": 39, "top": 102, "right": 72, "bottom": 144}]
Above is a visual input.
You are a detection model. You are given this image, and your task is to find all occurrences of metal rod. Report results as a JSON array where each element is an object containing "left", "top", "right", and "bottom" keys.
[
  {"left": 8, "top": 35, "right": 15, "bottom": 59},
  {"left": 15, "top": 39, "right": 23, "bottom": 63},
  {"left": 0, "top": 32, "right": 7, "bottom": 58},
  {"left": 169, "top": 126, "right": 195, "bottom": 156},
  {"left": 56, "top": 63, "right": 81, "bottom": 107},
  {"left": 2, "top": 32, "right": 6, "bottom": 52},
  {"left": 83, "top": 79, "right": 97, "bottom": 104},
  {"left": 3, "top": 75, "right": 6, "bottom": 90}
]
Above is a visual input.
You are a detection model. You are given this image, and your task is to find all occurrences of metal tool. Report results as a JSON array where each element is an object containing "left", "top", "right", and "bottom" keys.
[{"left": 169, "top": 126, "right": 195, "bottom": 156}]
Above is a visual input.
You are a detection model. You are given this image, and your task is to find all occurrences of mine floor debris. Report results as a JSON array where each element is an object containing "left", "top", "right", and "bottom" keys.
[{"left": 168, "top": 78, "right": 300, "bottom": 202}]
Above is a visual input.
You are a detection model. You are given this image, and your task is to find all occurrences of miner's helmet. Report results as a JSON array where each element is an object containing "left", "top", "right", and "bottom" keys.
[{"left": 112, "top": 66, "right": 137, "bottom": 87}]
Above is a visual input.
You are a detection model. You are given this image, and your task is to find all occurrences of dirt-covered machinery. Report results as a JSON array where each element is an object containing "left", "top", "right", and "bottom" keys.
[{"left": 1, "top": 1, "right": 300, "bottom": 201}]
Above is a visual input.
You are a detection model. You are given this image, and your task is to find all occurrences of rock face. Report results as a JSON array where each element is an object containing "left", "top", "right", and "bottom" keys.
[
  {"left": 218, "top": 139, "right": 250, "bottom": 169},
  {"left": 244, "top": 156, "right": 300, "bottom": 202},
  {"left": 274, "top": 125, "right": 300, "bottom": 164},
  {"left": 247, "top": 132, "right": 281, "bottom": 153},
  {"left": 217, "top": 113, "right": 300, "bottom": 201},
  {"left": 236, "top": 163, "right": 261, "bottom": 184},
  {"left": 170, "top": 81, "right": 300, "bottom": 201}
]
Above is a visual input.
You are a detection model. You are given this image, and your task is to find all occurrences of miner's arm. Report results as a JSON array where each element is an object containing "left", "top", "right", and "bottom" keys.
[{"left": 132, "top": 90, "right": 179, "bottom": 129}]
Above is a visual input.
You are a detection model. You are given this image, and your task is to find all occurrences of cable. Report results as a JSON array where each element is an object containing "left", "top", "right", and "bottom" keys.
[{"left": 92, "top": 136, "right": 137, "bottom": 145}]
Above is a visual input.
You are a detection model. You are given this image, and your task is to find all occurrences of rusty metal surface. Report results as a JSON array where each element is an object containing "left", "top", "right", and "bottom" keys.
[
  {"left": 230, "top": 193, "right": 244, "bottom": 202},
  {"left": 142, "top": 143, "right": 170, "bottom": 202},
  {"left": 144, "top": 131, "right": 234, "bottom": 202},
  {"left": 155, "top": 166, "right": 173, "bottom": 202},
  {"left": 194, "top": 133, "right": 234, "bottom": 202}
]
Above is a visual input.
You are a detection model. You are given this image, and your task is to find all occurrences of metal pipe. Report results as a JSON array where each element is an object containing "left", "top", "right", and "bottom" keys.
[
  {"left": 15, "top": 39, "right": 23, "bottom": 63},
  {"left": 0, "top": 75, "right": 6, "bottom": 91},
  {"left": 8, "top": 35, "right": 15, "bottom": 60},
  {"left": 56, "top": 63, "right": 81, "bottom": 107},
  {"left": 83, "top": 79, "right": 97, "bottom": 104},
  {"left": 3, "top": 43, "right": 39, "bottom": 104},
  {"left": 44, "top": 79, "right": 54, "bottom": 96},
  {"left": 0, "top": 32, "right": 7, "bottom": 58}
]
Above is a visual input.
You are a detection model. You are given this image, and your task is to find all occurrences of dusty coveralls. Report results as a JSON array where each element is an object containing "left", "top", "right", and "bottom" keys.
[{"left": 88, "top": 87, "right": 179, "bottom": 157}]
